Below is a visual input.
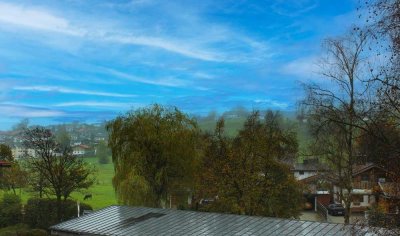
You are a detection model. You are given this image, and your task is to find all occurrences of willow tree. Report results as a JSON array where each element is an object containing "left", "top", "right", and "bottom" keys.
[{"left": 107, "top": 105, "right": 200, "bottom": 207}]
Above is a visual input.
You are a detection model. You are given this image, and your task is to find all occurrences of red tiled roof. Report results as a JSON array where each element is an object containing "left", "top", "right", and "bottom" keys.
[
  {"left": 73, "top": 144, "right": 90, "bottom": 149},
  {"left": 0, "top": 160, "right": 11, "bottom": 167}
]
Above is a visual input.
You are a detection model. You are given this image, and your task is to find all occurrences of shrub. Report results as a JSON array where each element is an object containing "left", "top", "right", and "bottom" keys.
[
  {"left": 24, "top": 198, "right": 92, "bottom": 230},
  {"left": 0, "top": 194, "right": 22, "bottom": 227},
  {"left": 16, "top": 229, "right": 48, "bottom": 236}
]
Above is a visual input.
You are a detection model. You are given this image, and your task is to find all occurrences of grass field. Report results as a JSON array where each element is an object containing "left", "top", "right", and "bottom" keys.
[
  {"left": 71, "top": 157, "right": 117, "bottom": 209},
  {"left": 198, "top": 118, "right": 246, "bottom": 137},
  {"left": 0, "top": 157, "right": 117, "bottom": 210}
]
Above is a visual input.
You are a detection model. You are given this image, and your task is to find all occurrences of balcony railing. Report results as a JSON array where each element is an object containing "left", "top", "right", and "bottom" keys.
[{"left": 352, "top": 181, "right": 375, "bottom": 189}]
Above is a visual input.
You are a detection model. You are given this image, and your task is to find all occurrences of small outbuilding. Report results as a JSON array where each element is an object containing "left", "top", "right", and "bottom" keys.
[{"left": 49, "top": 206, "right": 378, "bottom": 235}]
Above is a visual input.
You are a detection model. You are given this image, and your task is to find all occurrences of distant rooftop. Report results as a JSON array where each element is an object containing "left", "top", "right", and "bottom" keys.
[{"left": 50, "top": 206, "right": 377, "bottom": 236}]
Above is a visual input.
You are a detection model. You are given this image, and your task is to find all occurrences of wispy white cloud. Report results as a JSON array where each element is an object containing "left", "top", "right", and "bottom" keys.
[
  {"left": 54, "top": 101, "right": 141, "bottom": 108},
  {"left": 253, "top": 99, "right": 289, "bottom": 109},
  {"left": 271, "top": 0, "right": 318, "bottom": 17},
  {"left": 103, "top": 68, "right": 188, "bottom": 87},
  {"left": 13, "top": 86, "right": 136, "bottom": 98},
  {"left": 0, "top": 2, "right": 84, "bottom": 36},
  {"left": 193, "top": 72, "right": 215, "bottom": 80},
  {"left": 0, "top": 2, "right": 222, "bottom": 61},
  {"left": 280, "top": 56, "right": 319, "bottom": 79},
  {"left": 104, "top": 35, "right": 223, "bottom": 62},
  {"left": 0, "top": 103, "right": 65, "bottom": 117},
  {"left": 0, "top": 2, "right": 269, "bottom": 62}
]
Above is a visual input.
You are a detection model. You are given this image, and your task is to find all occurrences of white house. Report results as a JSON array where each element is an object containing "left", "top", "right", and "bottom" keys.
[
  {"left": 11, "top": 147, "right": 37, "bottom": 159},
  {"left": 292, "top": 162, "right": 322, "bottom": 180},
  {"left": 72, "top": 144, "right": 90, "bottom": 156}
]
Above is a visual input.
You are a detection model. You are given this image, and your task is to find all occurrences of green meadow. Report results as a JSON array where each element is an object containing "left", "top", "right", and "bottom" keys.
[
  {"left": 71, "top": 157, "right": 117, "bottom": 209},
  {"left": 0, "top": 157, "right": 117, "bottom": 210}
]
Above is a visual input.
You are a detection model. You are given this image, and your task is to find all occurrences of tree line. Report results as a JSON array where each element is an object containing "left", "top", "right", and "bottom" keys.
[{"left": 107, "top": 105, "right": 304, "bottom": 218}]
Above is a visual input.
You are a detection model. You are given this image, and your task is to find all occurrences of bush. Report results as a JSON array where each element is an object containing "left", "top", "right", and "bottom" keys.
[
  {"left": 0, "top": 194, "right": 22, "bottom": 227},
  {"left": 0, "top": 224, "right": 29, "bottom": 236},
  {"left": 16, "top": 229, "right": 48, "bottom": 236},
  {"left": 24, "top": 198, "right": 92, "bottom": 230}
]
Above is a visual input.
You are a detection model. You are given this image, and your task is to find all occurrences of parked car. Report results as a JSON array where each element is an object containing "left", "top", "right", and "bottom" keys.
[
  {"left": 199, "top": 198, "right": 214, "bottom": 205},
  {"left": 327, "top": 203, "right": 345, "bottom": 216}
]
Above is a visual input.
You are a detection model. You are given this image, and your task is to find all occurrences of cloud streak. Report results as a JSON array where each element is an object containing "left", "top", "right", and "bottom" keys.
[
  {"left": 103, "top": 68, "right": 188, "bottom": 87},
  {"left": 55, "top": 101, "right": 141, "bottom": 108},
  {"left": 0, "top": 2, "right": 84, "bottom": 36},
  {"left": 253, "top": 99, "right": 289, "bottom": 109},
  {"left": 280, "top": 56, "right": 320, "bottom": 80},
  {"left": 0, "top": 2, "right": 240, "bottom": 62},
  {"left": 0, "top": 103, "right": 65, "bottom": 117},
  {"left": 104, "top": 35, "right": 223, "bottom": 62},
  {"left": 13, "top": 86, "right": 136, "bottom": 98}
]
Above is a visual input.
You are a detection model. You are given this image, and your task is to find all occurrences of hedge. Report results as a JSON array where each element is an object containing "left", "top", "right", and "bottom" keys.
[
  {"left": 24, "top": 198, "right": 92, "bottom": 230},
  {"left": 0, "top": 194, "right": 22, "bottom": 228}
]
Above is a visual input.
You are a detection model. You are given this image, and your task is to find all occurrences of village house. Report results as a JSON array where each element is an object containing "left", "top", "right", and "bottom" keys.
[
  {"left": 332, "top": 163, "right": 389, "bottom": 213},
  {"left": 294, "top": 161, "right": 399, "bottom": 215},
  {"left": 11, "top": 146, "right": 37, "bottom": 159},
  {"left": 72, "top": 144, "right": 91, "bottom": 156},
  {"left": 292, "top": 160, "right": 332, "bottom": 211},
  {"left": 292, "top": 159, "right": 324, "bottom": 181}
]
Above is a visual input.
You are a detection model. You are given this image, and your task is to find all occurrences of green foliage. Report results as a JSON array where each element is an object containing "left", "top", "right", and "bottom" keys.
[
  {"left": 0, "top": 144, "right": 28, "bottom": 193},
  {"left": 0, "top": 144, "right": 13, "bottom": 161},
  {"left": 54, "top": 125, "right": 72, "bottom": 154},
  {"left": 196, "top": 111, "right": 303, "bottom": 218},
  {"left": 24, "top": 198, "right": 92, "bottom": 230},
  {"left": 0, "top": 227, "right": 48, "bottom": 236},
  {"left": 70, "top": 157, "right": 116, "bottom": 209},
  {"left": 23, "top": 127, "right": 95, "bottom": 220},
  {"left": 0, "top": 157, "right": 115, "bottom": 211},
  {"left": 0, "top": 224, "right": 30, "bottom": 236},
  {"left": 367, "top": 205, "right": 387, "bottom": 227},
  {"left": 96, "top": 141, "right": 110, "bottom": 164},
  {"left": 107, "top": 104, "right": 200, "bottom": 207},
  {"left": 0, "top": 194, "right": 22, "bottom": 227},
  {"left": 0, "top": 162, "right": 28, "bottom": 194}
]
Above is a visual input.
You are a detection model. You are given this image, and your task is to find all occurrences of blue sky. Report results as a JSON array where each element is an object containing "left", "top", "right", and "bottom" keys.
[{"left": 0, "top": 0, "right": 361, "bottom": 130}]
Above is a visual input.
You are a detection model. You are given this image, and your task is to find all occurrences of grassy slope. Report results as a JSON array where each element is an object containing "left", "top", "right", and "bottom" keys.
[{"left": 198, "top": 118, "right": 246, "bottom": 137}]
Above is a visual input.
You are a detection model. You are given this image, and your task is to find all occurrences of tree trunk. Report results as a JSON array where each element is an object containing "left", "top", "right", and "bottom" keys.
[
  {"left": 56, "top": 195, "right": 62, "bottom": 221},
  {"left": 344, "top": 189, "right": 352, "bottom": 224}
]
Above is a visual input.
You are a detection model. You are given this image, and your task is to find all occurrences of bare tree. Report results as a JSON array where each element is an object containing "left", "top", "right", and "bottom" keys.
[
  {"left": 22, "top": 127, "right": 95, "bottom": 221},
  {"left": 351, "top": 1, "right": 400, "bottom": 233},
  {"left": 302, "top": 31, "right": 372, "bottom": 224}
]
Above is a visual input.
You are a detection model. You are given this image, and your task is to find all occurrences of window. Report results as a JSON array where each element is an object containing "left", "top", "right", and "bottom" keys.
[
  {"left": 352, "top": 195, "right": 362, "bottom": 206},
  {"left": 361, "top": 174, "right": 369, "bottom": 181}
]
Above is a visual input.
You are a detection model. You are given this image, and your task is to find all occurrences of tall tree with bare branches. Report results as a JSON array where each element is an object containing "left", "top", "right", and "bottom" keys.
[{"left": 302, "top": 31, "right": 373, "bottom": 224}]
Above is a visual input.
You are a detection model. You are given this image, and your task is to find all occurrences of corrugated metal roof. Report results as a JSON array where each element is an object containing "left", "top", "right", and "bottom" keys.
[{"left": 50, "top": 206, "right": 369, "bottom": 236}]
